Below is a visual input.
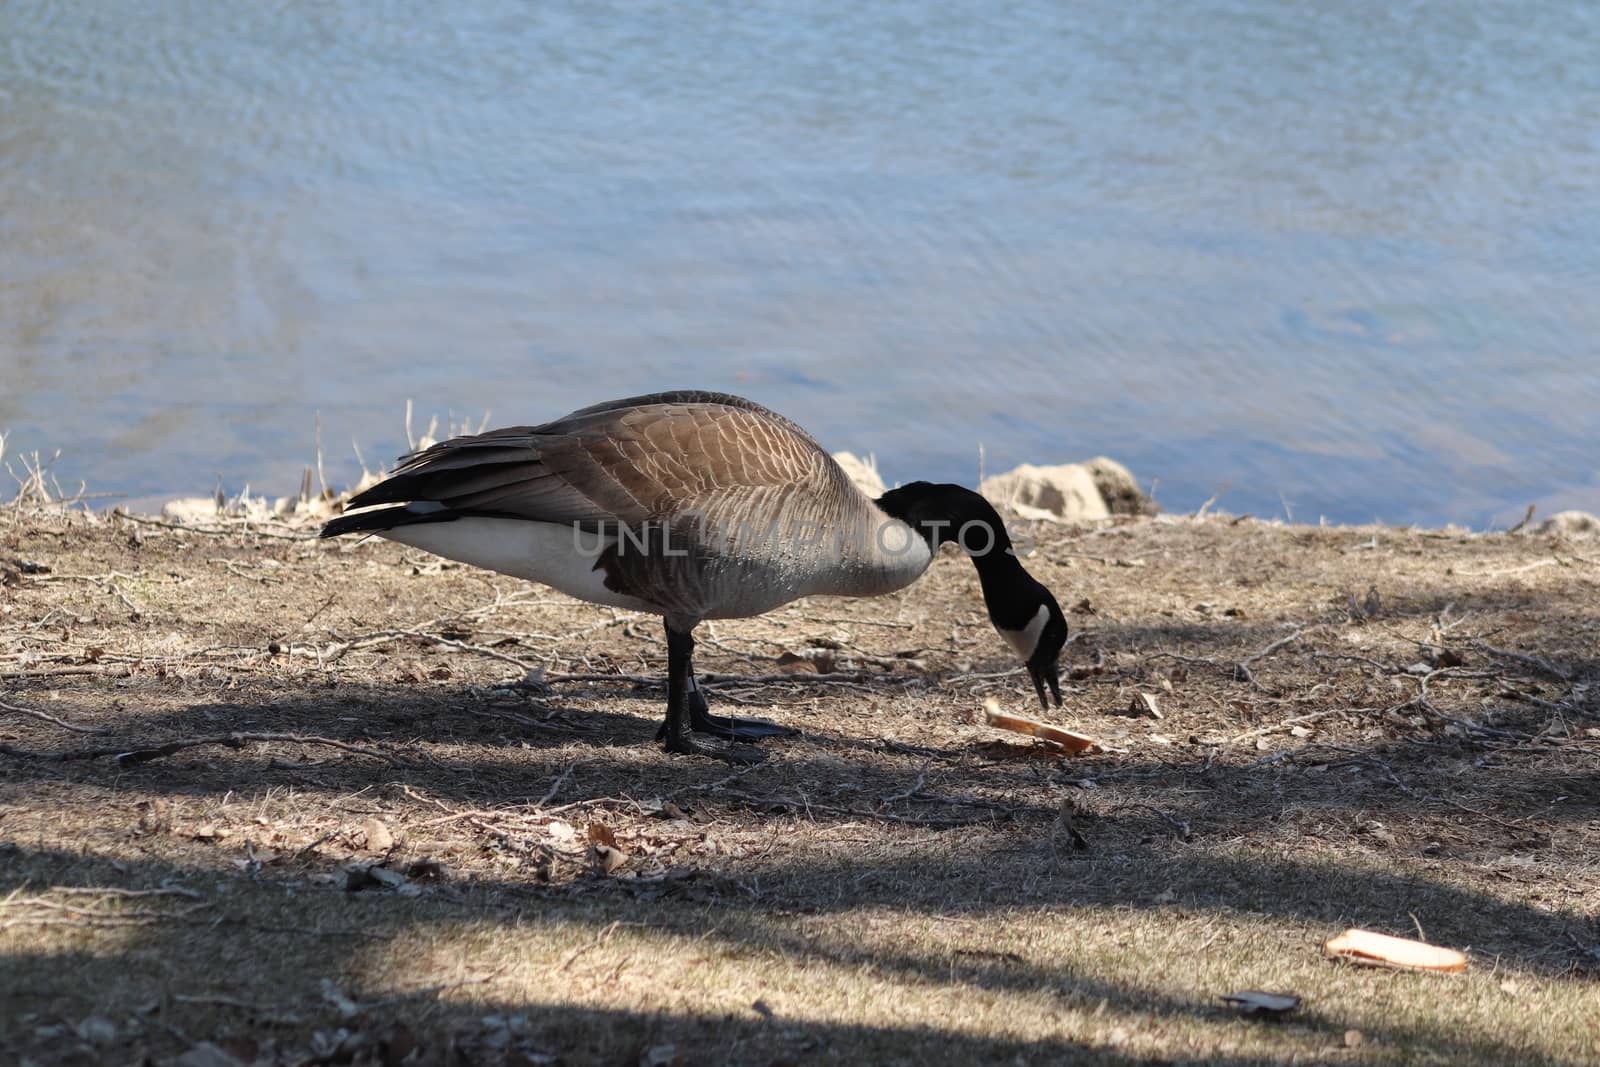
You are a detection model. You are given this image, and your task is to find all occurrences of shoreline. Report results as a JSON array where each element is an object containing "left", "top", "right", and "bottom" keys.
[{"left": 2, "top": 482, "right": 1597, "bottom": 1065}]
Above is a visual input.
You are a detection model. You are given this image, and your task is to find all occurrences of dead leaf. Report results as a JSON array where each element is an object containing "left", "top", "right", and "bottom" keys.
[
  {"left": 395, "top": 663, "right": 428, "bottom": 684},
  {"left": 377, "top": 1022, "right": 419, "bottom": 1066},
  {"left": 1219, "top": 991, "right": 1300, "bottom": 1016},
  {"left": 775, "top": 651, "right": 819, "bottom": 674},
  {"left": 191, "top": 824, "right": 229, "bottom": 842},
  {"left": 588, "top": 841, "right": 628, "bottom": 874},
  {"left": 320, "top": 978, "right": 363, "bottom": 1019},
  {"left": 174, "top": 1042, "right": 250, "bottom": 1067},
  {"left": 640, "top": 1044, "right": 681, "bottom": 1067},
  {"left": 359, "top": 818, "right": 395, "bottom": 852},
  {"left": 404, "top": 857, "right": 449, "bottom": 880},
  {"left": 345, "top": 863, "right": 407, "bottom": 892},
  {"left": 1125, "top": 692, "right": 1162, "bottom": 720},
  {"left": 74, "top": 1015, "right": 119, "bottom": 1044},
  {"left": 587, "top": 821, "right": 618, "bottom": 848},
  {"left": 1052, "top": 797, "right": 1089, "bottom": 852}
]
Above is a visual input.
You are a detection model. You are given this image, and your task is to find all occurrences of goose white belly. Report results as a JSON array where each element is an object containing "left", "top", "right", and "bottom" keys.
[
  {"left": 377, "top": 512, "right": 934, "bottom": 622},
  {"left": 378, "top": 517, "right": 657, "bottom": 613}
]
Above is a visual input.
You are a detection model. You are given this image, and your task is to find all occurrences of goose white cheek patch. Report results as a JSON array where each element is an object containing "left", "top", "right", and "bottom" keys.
[{"left": 999, "top": 604, "right": 1049, "bottom": 660}]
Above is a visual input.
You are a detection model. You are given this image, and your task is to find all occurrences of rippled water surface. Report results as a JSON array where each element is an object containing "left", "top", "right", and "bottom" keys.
[{"left": 3, "top": 0, "right": 1598, "bottom": 524}]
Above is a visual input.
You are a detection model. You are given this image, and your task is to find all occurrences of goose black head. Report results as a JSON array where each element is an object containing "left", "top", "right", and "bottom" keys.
[{"left": 877, "top": 481, "right": 1068, "bottom": 709}]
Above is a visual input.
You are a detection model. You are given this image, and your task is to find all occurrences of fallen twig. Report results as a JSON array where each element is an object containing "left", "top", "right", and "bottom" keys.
[
  {"left": 0, "top": 698, "right": 110, "bottom": 735},
  {"left": 113, "top": 509, "right": 316, "bottom": 542},
  {"left": 1473, "top": 641, "right": 1572, "bottom": 682},
  {"left": 0, "top": 731, "right": 399, "bottom": 766}
]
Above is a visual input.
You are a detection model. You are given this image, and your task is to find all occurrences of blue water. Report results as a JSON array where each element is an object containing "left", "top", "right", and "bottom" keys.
[{"left": 2, "top": 0, "right": 1598, "bottom": 525}]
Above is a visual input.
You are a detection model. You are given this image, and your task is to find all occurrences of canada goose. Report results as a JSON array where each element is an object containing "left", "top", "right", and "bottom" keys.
[{"left": 321, "top": 391, "right": 1068, "bottom": 760}]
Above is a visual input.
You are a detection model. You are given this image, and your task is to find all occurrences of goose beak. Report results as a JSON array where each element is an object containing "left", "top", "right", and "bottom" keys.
[{"left": 1028, "top": 657, "right": 1062, "bottom": 710}]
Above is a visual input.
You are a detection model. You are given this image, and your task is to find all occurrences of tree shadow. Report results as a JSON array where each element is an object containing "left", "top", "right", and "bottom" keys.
[{"left": 1, "top": 845, "right": 1592, "bottom": 1067}]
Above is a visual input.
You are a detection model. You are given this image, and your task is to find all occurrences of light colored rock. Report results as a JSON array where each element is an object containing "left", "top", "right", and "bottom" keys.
[
  {"left": 173, "top": 1042, "right": 249, "bottom": 1067},
  {"left": 832, "top": 451, "right": 886, "bottom": 499},
  {"left": 161, "top": 496, "right": 222, "bottom": 524},
  {"left": 981, "top": 463, "right": 1110, "bottom": 523},
  {"left": 1533, "top": 510, "right": 1600, "bottom": 539},
  {"left": 1083, "top": 455, "right": 1156, "bottom": 516}
]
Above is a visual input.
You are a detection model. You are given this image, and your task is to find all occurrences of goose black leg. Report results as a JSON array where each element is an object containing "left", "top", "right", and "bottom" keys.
[
  {"left": 685, "top": 669, "right": 798, "bottom": 740},
  {"left": 660, "top": 624, "right": 765, "bottom": 763}
]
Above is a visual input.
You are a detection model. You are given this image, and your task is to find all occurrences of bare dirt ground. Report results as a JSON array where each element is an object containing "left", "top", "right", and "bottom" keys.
[{"left": 1, "top": 501, "right": 1596, "bottom": 1066}]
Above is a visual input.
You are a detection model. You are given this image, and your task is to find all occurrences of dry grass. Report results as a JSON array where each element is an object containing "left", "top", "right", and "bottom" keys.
[{"left": 1, "top": 502, "right": 1597, "bottom": 1065}]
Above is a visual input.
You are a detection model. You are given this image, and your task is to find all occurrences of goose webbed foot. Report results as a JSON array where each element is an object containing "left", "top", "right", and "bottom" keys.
[
  {"left": 654, "top": 699, "right": 796, "bottom": 741},
  {"left": 688, "top": 702, "right": 798, "bottom": 740},
  {"left": 654, "top": 679, "right": 798, "bottom": 740},
  {"left": 661, "top": 729, "right": 767, "bottom": 764}
]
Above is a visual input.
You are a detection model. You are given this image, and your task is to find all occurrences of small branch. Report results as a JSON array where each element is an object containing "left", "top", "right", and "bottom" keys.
[
  {"left": 1240, "top": 626, "right": 1316, "bottom": 667},
  {"left": 52, "top": 885, "right": 204, "bottom": 901},
  {"left": 0, "top": 698, "right": 110, "bottom": 735},
  {"left": 1454, "top": 558, "right": 1559, "bottom": 579},
  {"left": 113, "top": 509, "right": 316, "bottom": 542},
  {"left": 878, "top": 761, "right": 930, "bottom": 810},
  {"left": 1473, "top": 641, "right": 1572, "bottom": 682},
  {"left": 558, "top": 921, "right": 627, "bottom": 972},
  {"left": 172, "top": 994, "right": 302, "bottom": 1026},
  {"left": 536, "top": 761, "right": 582, "bottom": 808},
  {"left": 0, "top": 732, "right": 399, "bottom": 766}
]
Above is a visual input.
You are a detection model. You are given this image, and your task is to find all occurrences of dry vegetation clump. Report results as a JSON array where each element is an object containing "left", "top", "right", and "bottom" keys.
[{"left": 1, "top": 499, "right": 1597, "bottom": 1066}]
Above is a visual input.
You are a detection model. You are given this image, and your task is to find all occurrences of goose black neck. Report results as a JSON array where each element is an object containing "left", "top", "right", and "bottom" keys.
[
  {"left": 875, "top": 482, "right": 1019, "bottom": 571},
  {"left": 876, "top": 481, "right": 1040, "bottom": 627}
]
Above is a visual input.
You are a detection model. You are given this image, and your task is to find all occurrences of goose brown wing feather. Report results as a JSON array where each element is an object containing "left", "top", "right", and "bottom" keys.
[{"left": 344, "top": 393, "right": 859, "bottom": 538}]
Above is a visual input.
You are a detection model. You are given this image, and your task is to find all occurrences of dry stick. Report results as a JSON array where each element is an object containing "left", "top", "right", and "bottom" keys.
[
  {"left": 354, "top": 970, "right": 506, "bottom": 1012},
  {"left": 711, "top": 788, "right": 1003, "bottom": 828},
  {"left": 1473, "top": 641, "right": 1573, "bottom": 682},
  {"left": 535, "top": 761, "right": 583, "bottom": 808},
  {"left": 787, "top": 614, "right": 917, "bottom": 630},
  {"left": 51, "top": 885, "right": 204, "bottom": 901},
  {"left": 1438, "top": 796, "right": 1538, "bottom": 835},
  {"left": 344, "top": 628, "right": 540, "bottom": 671},
  {"left": 171, "top": 994, "right": 303, "bottom": 1026},
  {"left": 26, "top": 572, "right": 146, "bottom": 616},
  {"left": 1225, "top": 707, "right": 1355, "bottom": 745},
  {"left": 1454, "top": 558, "right": 1560, "bottom": 579},
  {"left": 113, "top": 509, "right": 316, "bottom": 542},
  {"left": 0, "top": 898, "right": 211, "bottom": 929},
  {"left": 558, "top": 921, "right": 628, "bottom": 972},
  {"left": 877, "top": 761, "right": 931, "bottom": 810},
  {"left": 1239, "top": 625, "right": 1317, "bottom": 667},
  {"left": 0, "top": 731, "right": 398, "bottom": 766},
  {"left": 0, "top": 697, "right": 110, "bottom": 735},
  {"left": 547, "top": 669, "right": 915, "bottom": 691}
]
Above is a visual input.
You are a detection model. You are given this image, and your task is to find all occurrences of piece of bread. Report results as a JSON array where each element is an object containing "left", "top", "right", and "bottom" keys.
[
  {"left": 1322, "top": 928, "right": 1468, "bottom": 972},
  {"left": 981, "top": 697, "right": 1096, "bottom": 753}
]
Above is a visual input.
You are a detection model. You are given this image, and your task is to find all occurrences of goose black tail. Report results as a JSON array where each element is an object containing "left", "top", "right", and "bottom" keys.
[{"left": 320, "top": 504, "right": 462, "bottom": 540}]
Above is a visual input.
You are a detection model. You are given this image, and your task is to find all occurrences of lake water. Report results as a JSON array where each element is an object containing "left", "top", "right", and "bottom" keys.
[{"left": 3, "top": 0, "right": 1598, "bottom": 527}]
